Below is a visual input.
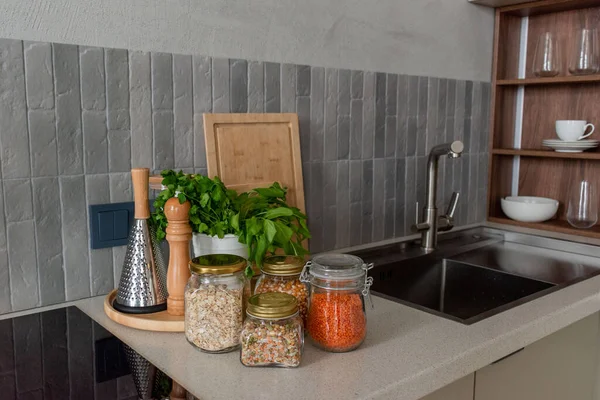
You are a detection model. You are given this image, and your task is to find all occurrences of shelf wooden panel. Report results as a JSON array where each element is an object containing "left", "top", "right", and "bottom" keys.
[
  {"left": 488, "top": 217, "right": 600, "bottom": 240},
  {"left": 492, "top": 149, "right": 600, "bottom": 160},
  {"left": 501, "top": 0, "right": 600, "bottom": 17},
  {"left": 497, "top": 75, "right": 600, "bottom": 86}
]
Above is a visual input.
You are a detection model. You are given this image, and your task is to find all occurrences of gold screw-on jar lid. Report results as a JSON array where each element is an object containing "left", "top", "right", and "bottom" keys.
[
  {"left": 246, "top": 293, "right": 298, "bottom": 319},
  {"left": 189, "top": 254, "right": 247, "bottom": 275},
  {"left": 261, "top": 255, "right": 304, "bottom": 275}
]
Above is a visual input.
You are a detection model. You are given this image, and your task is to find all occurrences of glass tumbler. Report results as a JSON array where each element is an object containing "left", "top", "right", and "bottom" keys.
[
  {"left": 569, "top": 29, "right": 599, "bottom": 75},
  {"left": 533, "top": 32, "right": 561, "bottom": 77},
  {"left": 567, "top": 180, "right": 598, "bottom": 229}
]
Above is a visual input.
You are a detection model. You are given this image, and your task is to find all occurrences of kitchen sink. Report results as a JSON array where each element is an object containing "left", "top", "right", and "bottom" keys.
[
  {"left": 351, "top": 227, "right": 600, "bottom": 324},
  {"left": 371, "top": 259, "right": 554, "bottom": 324}
]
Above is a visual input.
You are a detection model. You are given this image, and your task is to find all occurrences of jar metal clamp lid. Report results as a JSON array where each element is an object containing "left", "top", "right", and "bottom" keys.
[
  {"left": 189, "top": 254, "right": 247, "bottom": 275},
  {"left": 300, "top": 253, "right": 374, "bottom": 298}
]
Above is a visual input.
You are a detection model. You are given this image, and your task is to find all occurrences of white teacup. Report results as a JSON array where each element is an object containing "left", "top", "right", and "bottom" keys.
[{"left": 556, "top": 120, "right": 595, "bottom": 141}]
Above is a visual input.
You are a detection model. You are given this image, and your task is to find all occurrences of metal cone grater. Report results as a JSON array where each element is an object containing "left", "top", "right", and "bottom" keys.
[
  {"left": 123, "top": 344, "right": 156, "bottom": 400},
  {"left": 114, "top": 168, "right": 168, "bottom": 314}
]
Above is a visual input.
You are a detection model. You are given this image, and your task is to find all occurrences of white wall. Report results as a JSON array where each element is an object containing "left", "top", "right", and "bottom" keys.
[{"left": 0, "top": 0, "right": 494, "bottom": 82}]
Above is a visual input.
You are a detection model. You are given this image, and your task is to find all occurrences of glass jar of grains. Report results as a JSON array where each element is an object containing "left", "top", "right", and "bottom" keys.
[
  {"left": 301, "top": 254, "right": 373, "bottom": 353},
  {"left": 254, "top": 255, "right": 309, "bottom": 325},
  {"left": 185, "top": 254, "right": 249, "bottom": 353},
  {"left": 240, "top": 292, "right": 303, "bottom": 368}
]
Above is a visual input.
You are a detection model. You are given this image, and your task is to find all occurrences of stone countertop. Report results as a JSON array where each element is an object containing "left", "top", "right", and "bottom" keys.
[{"left": 76, "top": 273, "right": 600, "bottom": 400}]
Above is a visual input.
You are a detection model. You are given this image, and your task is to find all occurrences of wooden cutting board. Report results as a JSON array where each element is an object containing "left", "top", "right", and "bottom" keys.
[{"left": 203, "top": 113, "right": 306, "bottom": 213}]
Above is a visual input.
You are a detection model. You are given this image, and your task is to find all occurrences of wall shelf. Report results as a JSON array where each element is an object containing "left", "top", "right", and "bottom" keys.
[
  {"left": 492, "top": 149, "right": 600, "bottom": 160},
  {"left": 488, "top": 217, "right": 600, "bottom": 240},
  {"left": 487, "top": 0, "right": 600, "bottom": 240},
  {"left": 497, "top": 75, "right": 600, "bottom": 86}
]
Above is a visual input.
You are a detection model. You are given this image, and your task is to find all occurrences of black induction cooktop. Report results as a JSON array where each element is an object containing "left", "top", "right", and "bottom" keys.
[{"left": 0, "top": 307, "right": 171, "bottom": 400}]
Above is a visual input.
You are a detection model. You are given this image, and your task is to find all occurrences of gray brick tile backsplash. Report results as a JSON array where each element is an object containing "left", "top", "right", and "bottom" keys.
[
  {"left": 82, "top": 110, "right": 109, "bottom": 174},
  {"left": 372, "top": 159, "right": 385, "bottom": 242},
  {"left": 337, "top": 114, "right": 350, "bottom": 160},
  {"left": 297, "top": 96, "right": 311, "bottom": 163},
  {"left": 0, "top": 251, "right": 10, "bottom": 313},
  {"left": 80, "top": 47, "right": 106, "bottom": 111},
  {"left": 280, "top": 63, "right": 295, "bottom": 113},
  {"left": 335, "top": 161, "right": 350, "bottom": 248},
  {"left": 108, "top": 131, "right": 132, "bottom": 173},
  {"left": 32, "top": 178, "right": 65, "bottom": 305},
  {"left": 24, "top": 42, "right": 54, "bottom": 110},
  {"left": 264, "top": 62, "right": 281, "bottom": 113},
  {"left": 60, "top": 176, "right": 90, "bottom": 301},
  {"left": 350, "top": 99, "right": 363, "bottom": 160},
  {"left": 28, "top": 110, "right": 58, "bottom": 177},
  {"left": 0, "top": 39, "right": 30, "bottom": 179},
  {"left": 310, "top": 67, "right": 325, "bottom": 162},
  {"left": 173, "top": 54, "right": 194, "bottom": 169},
  {"left": 8, "top": 221, "right": 39, "bottom": 311},
  {"left": 53, "top": 43, "right": 84, "bottom": 176},
  {"left": 0, "top": 36, "right": 490, "bottom": 314},
  {"left": 4, "top": 179, "right": 33, "bottom": 223},
  {"left": 374, "top": 73, "right": 386, "bottom": 158},
  {"left": 386, "top": 74, "right": 397, "bottom": 116},
  {"left": 362, "top": 71, "right": 376, "bottom": 160},
  {"left": 129, "top": 51, "right": 153, "bottom": 169},
  {"left": 324, "top": 68, "right": 338, "bottom": 161},
  {"left": 385, "top": 116, "right": 396, "bottom": 158},
  {"left": 296, "top": 65, "right": 311, "bottom": 97},
  {"left": 230, "top": 59, "right": 248, "bottom": 113},
  {"left": 212, "top": 58, "right": 230, "bottom": 113},
  {"left": 153, "top": 110, "right": 175, "bottom": 171},
  {"left": 351, "top": 71, "right": 363, "bottom": 99},
  {"left": 105, "top": 48, "right": 130, "bottom": 130},
  {"left": 192, "top": 55, "right": 212, "bottom": 113},
  {"left": 151, "top": 52, "right": 173, "bottom": 111},
  {"left": 338, "top": 69, "right": 351, "bottom": 116}
]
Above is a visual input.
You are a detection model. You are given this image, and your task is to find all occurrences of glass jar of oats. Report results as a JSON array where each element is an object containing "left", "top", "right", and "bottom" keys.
[
  {"left": 254, "top": 255, "right": 309, "bottom": 326},
  {"left": 185, "top": 254, "right": 248, "bottom": 353}
]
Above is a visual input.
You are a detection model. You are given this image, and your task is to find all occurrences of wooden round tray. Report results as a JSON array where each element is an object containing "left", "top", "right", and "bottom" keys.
[{"left": 104, "top": 290, "right": 184, "bottom": 332}]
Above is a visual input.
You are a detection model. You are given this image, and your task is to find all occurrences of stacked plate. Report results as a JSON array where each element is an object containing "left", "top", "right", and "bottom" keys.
[{"left": 542, "top": 139, "right": 599, "bottom": 153}]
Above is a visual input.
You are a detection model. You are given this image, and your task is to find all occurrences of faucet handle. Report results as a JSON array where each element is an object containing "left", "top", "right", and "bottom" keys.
[
  {"left": 415, "top": 201, "right": 419, "bottom": 225},
  {"left": 445, "top": 192, "right": 460, "bottom": 219}
]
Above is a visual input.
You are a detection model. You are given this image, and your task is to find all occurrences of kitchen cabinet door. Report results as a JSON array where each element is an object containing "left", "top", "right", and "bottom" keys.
[
  {"left": 475, "top": 313, "right": 600, "bottom": 400},
  {"left": 419, "top": 374, "right": 474, "bottom": 400}
]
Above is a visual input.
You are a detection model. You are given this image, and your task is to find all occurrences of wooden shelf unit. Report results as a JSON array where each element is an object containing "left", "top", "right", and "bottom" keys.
[
  {"left": 497, "top": 75, "right": 600, "bottom": 86},
  {"left": 492, "top": 149, "right": 600, "bottom": 160},
  {"left": 488, "top": 0, "right": 600, "bottom": 238},
  {"left": 488, "top": 217, "right": 600, "bottom": 240}
]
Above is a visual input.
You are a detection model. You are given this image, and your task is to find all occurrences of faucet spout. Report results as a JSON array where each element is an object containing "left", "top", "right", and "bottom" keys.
[{"left": 415, "top": 141, "right": 464, "bottom": 251}]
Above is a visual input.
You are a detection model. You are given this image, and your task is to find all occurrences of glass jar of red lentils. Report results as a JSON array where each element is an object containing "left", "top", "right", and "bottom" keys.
[
  {"left": 254, "top": 255, "right": 309, "bottom": 326},
  {"left": 301, "top": 254, "right": 373, "bottom": 353}
]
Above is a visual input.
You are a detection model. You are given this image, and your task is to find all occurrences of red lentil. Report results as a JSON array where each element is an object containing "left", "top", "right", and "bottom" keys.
[{"left": 307, "top": 292, "right": 366, "bottom": 352}]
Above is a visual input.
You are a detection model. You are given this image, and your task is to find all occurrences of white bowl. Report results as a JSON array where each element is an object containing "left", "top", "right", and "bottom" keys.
[{"left": 500, "top": 196, "right": 559, "bottom": 223}]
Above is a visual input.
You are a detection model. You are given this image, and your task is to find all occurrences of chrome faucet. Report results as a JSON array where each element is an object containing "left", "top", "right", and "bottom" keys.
[{"left": 413, "top": 141, "right": 464, "bottom": 251}]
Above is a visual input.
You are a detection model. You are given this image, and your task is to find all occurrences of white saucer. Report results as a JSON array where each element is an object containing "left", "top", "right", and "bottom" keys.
[{"left": 542, "top": 140, "right": 599, "bottom": 153}]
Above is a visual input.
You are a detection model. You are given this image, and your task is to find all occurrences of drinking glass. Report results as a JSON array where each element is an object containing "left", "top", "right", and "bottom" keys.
[
  {"left": 567, "top": 180, "right": 598, "bottom": 229},
  {"left": 533, "top": 32, "right": 561, "bottom": 77},
  {"left": 569, "top": 28, "right": 599, "bottom": 75}
]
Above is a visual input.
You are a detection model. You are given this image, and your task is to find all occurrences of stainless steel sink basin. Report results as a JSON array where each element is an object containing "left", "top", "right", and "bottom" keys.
[
  {"left": 371, "top": 259, "right": 554, "bottom": 324},
  {"left": 351, "top": 227, "right": 600, "bottom": 324}
]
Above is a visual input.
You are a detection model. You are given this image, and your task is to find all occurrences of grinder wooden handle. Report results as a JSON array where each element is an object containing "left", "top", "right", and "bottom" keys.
[{"left": 131, "top": 168, "right": 150, "bottom": 219}]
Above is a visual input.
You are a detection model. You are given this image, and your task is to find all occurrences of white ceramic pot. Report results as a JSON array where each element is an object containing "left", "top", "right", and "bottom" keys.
[{"left": 191, "top": 233, "right": 249, "bottom": 259}]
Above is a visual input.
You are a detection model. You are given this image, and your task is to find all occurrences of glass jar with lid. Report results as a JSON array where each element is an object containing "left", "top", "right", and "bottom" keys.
[
  {"left": 185, "top": 254, "right": 249, "bottom": 353},
  {"left": 240, "top": 292, "right": 303, "bottom": 368},
  {"left": 254, "top": 255, "right": 309, "bottom": 325},
  {"left": 301, "top": 253, "right": 373, "bottom": 353}
]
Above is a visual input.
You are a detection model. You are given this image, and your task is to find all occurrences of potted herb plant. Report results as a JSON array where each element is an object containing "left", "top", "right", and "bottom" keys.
[{"left": 151, "top": 170, "right": 310, "bottom": 268}]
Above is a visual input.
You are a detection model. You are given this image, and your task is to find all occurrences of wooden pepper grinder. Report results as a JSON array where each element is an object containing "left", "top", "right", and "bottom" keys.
[{"left": 164, "top": 197, "right": 192, "bottom": 316}]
